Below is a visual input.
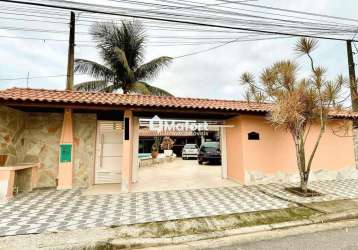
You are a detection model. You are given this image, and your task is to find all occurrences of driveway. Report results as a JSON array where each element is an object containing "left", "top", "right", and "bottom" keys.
[{"left": 132, "top": 158, "right": 238, "bottom": 192}]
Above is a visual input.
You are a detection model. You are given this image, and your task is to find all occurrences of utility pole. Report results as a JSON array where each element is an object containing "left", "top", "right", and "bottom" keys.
[
  {"left": 347, "top": 40, "right": 357, "bottom": 115},
  {"left": 347, "top": 40, "right": 358, "bottom": 168},
  {"left": 66, "top": 11, "right": 75, "bottom": 90}
]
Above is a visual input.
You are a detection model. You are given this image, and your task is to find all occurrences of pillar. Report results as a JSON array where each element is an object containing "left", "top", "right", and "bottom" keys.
[
  {"left": 57, "top": 108, "right": 74, "bottom": 189},
  {"left": 132, "top": 116, "right": 139, "bottom": 183},
  {"left": 225, "top": 116, "right": 245, "bottom": 183},
  {"left": 122, "top": 110, "right": 133, "bottom": 192},
  {"left": 220, "top": 126, "right": 228, "bottom": 179}
]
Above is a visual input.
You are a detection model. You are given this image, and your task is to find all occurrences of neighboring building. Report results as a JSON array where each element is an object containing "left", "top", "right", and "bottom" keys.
[{"left": 0, "top": 87, "right": 357, "bottom": 195}]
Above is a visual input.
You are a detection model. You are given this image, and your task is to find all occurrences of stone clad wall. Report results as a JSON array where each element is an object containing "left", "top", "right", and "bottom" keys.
[
  {"left": 0, "top": 106, "right": 97, "bottom": 188},
  {"left": 73, "top": 113, "right": 97, "bottom": 187},
  {"left": 0, "top": 106, "right": 26, "bottom": 166},
  {"left": 20, "top": 112, "right": 63, "bottom": 188}
]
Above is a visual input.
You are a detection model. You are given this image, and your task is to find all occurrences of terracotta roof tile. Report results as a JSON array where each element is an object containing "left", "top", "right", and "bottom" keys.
[{"left": 0, "top": 87, "right": 357, "bottom": 118}]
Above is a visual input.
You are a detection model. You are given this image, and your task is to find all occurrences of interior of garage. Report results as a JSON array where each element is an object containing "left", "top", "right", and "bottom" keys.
[{"left": 130, "top": 117, "right": 238, "bottom": 192}]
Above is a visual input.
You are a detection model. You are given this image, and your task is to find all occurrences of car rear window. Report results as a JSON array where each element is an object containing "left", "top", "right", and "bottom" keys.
[{"left": 184, "top": 144, "right": 197, "bottom": 149}]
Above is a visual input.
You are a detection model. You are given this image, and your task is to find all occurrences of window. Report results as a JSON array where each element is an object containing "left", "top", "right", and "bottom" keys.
[{"left": 248, "top": 132, "right": 260, "bottom": 140}]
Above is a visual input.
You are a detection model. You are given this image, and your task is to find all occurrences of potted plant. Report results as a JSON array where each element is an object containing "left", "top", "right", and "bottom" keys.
[
  {"left": 160, "top": 136, "right": 175, "bottom": 157},
  {"left": 151, "top": 137, "right": 161, "bottom": 159}
]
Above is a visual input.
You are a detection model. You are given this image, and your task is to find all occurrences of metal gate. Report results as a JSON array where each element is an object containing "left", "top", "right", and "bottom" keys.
[{"left": 95, "top": 121, "right": 123, "bottom": 184}]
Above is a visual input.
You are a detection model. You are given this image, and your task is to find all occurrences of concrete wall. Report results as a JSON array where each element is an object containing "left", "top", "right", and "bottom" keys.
[
  {"left": 0, "top": 106, "right": 97, "bottom": 188},
  {"left": 226, "top": 114, "right": 356, "bottom": 184}
]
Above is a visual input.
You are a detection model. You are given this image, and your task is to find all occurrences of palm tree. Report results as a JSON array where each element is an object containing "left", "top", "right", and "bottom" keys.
[{"left": 74, "top": 20, "right": 172, "bottom": 96}]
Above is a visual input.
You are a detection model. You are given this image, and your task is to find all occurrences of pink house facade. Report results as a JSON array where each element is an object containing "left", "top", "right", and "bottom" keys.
[{"left": 0, "top": 87, "right": 357, "bottom": 198}]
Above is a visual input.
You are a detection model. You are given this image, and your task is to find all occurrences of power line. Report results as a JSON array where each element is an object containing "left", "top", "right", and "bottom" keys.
[
  {"left": 231, "top": 1, "right": 358, "bottom": 24},
  {"left": 0, "top": 73, "right": 85, "bottom": 81},
  {"left": 0, "top": 0, "right": 357, "bottom": 42},
  {"left": 1, "top": 0, "right": 357, "bottom": 40}
]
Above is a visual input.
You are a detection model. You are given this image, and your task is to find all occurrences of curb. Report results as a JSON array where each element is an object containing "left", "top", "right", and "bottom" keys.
[
  {"left": 109, "top": 211, "right": 358, "bottom": 249},
  {"left": 3, "top": 208, "right": 358, "bottom": 250}
]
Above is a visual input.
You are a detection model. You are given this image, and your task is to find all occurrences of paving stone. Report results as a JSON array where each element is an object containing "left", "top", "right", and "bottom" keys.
[{"left": 3, "top": 179, "right": 358, "bottom": 236}]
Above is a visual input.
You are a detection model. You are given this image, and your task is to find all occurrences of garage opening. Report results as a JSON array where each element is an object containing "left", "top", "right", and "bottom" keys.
[{"left": 131, "top": 116, "right": 238, "bottom": 192}]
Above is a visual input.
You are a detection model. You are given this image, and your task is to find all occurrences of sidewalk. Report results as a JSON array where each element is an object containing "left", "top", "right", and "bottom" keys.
[
  {"left": 1, "top": 198, "right": 358, "bottom": 250},
  {"left": 0, "top": 185, "right": 291, "bottom": 236},
  {"left": 1, "top": 179, "right": 358, "bottom": 248}
]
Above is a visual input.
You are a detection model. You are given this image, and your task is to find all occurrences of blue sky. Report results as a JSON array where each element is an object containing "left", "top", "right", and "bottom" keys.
[{"left": 0, "top": 0, "right": 357, "bottom": 101}]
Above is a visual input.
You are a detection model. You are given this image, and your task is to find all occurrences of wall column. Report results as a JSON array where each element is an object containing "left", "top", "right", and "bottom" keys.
[
  {"left": 122, "top": 110, "right": 133, "bottom": 192},
  {"left": 132, "top": 117, "right": 139, "bottom": 183},
  {"left": 225, "top": 116, "right": 245, "bottom": 183},
  {"left": 220, "top": 126, "right": 228, "bottom": 179},
  {"left": 57, "top": 108, "right": 74, "bottom": 189}
]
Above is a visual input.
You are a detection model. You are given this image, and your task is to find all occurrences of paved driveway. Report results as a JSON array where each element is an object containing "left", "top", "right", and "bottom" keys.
[{"left": 133, "top": 159, "right": 238, "bottom": 192}]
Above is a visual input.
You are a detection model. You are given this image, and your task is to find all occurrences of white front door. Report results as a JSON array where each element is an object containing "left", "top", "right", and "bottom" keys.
[{"left": 95, "top": 121, "right": 123, "bottom": 184}]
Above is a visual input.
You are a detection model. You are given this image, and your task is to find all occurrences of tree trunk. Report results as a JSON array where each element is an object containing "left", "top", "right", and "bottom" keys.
[
  {"left": 295, "top": 134, "right": 308, "bottom": 193},
  {"left": 301, "top": 177, "right": 308, "bottom": 193},
  {"left": 122, "top": 83, "right": 129, "bottom": 94}
]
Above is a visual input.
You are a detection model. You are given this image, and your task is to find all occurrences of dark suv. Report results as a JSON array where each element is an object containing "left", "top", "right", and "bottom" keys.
[{"left": 198, "top": 142, "right": 221, "bottom": 165}]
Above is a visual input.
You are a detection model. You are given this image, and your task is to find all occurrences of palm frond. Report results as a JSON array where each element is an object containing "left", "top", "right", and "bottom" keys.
[
  {"left": 119, "top": 20, "right": 146, "bottom": 68},
  {"left": 113, "top": 48, "right": 135, "bottom": 82},
  {"left": 91, "top": 21, "right": 145, "bottom": 69},
  {"left": 74, "top": 59, "right": 114, "bottom": 80},
  {"left": 135, "top": 56, "right": 172, "bottom": 81},
  {"left": 130, "top": 81, "right": 173, "bottom": 96},
  {"left": 74, "top": 80, "right": 110, "bottom": 92}
]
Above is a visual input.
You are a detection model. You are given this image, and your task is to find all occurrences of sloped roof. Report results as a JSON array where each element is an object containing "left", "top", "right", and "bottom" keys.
[{"left": 0, "top": 87, "right": 356, "bottom": 118}]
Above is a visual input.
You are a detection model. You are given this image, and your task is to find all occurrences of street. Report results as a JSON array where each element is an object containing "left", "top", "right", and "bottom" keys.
[{"left": 221, "top": 226, "right": 358, "bottom": 250}]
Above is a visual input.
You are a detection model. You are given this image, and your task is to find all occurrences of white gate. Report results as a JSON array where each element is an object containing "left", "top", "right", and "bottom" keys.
[{"left": 95, "top": 121, "right": 123, "bottom": 184}]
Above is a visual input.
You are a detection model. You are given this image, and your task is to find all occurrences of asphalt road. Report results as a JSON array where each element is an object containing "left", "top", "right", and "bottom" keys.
[{"left": 220, "top": 226, "right": 358, "bottom": 250}]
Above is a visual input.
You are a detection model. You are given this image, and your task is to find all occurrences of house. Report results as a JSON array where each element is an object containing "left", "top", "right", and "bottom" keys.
[{"left": 0, "top": 87, "right": 357, "bottom": 197}]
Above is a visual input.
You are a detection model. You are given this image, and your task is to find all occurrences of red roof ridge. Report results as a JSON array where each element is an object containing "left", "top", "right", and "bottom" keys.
[
  {"left": 3, "top": 87, "right": 271, "bottom": 105},
  {"left": 0, "top": 87, "right": 356, "bottom": 118}
]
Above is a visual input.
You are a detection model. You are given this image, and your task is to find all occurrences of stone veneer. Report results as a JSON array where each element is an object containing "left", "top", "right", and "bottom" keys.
[
  {"left": 0, "top": 106, "right": 97, "bottom": 189},
  {"left": 73, "top": 113, "right": 97, "bottom": 187},
  {"left": 21, "top": 112, "right": 63, "bottom": 187},
  {"left": 0, "top": 106, "right": 26, "bottom": 165}
]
